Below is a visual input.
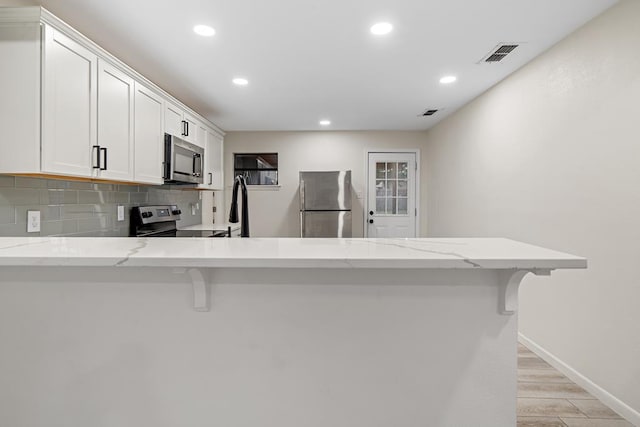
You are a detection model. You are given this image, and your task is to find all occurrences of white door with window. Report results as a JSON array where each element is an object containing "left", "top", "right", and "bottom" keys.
[{"left": 367, "top": 152, "right": 418, "bottom": 238}]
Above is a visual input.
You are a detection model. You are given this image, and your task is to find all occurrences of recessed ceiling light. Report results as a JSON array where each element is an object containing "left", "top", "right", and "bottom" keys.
[
  {"left": 193, "top": 25, "right": 215, "bottom": 37},
  {"left": 439, "top": 75, "right": 457, "bottom": 84},
  {"left": 370, "top": 22, "right": 393, "bottom": 35},
  {"left": 319, "top": 120, "right": 331, "bottom": 126},
  {"left": 232, "top": 78, "right": 249, "bottom": 86}
]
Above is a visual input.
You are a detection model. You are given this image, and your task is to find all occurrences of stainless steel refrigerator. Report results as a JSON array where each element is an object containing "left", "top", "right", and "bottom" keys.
[{"left": 299, "top": 171, "right": 352, "bottom": 237}]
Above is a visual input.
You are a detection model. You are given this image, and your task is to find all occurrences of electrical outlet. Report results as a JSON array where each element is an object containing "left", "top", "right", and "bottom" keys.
[
  {"left": 27, "top": 210, "right": 40, "bottom": 233},
  {"left": 117, "top": 205, "right": 125, "bottom": 222}
]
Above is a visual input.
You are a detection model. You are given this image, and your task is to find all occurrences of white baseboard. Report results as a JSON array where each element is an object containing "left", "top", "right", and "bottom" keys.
[{"left": 518, "top": 333, "right": 640, "bottom": 426}]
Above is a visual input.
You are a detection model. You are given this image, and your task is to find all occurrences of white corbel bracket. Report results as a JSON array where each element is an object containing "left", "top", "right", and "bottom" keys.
[
  {"left": 173, "top": 267, "right": 210, "bottom": 312},
  {"left": 499, "top": 269, "right": 552, "bottom": 315}
]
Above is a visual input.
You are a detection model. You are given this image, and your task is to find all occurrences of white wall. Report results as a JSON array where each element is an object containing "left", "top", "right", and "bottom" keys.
[
  {"left": 424, "top": 0, "right": 640, "bottom": 421},
  {"left": 222, "top": 131, "right": 428, "bottom": 237}
]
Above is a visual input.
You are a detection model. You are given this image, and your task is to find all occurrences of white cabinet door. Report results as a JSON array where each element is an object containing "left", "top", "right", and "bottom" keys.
[
  {"left": 42, "top": 25, "right": 97, "bottom": 177},
  {"left": 183, "top": 113, "right": 198, "bottom": 145},
  {"left": 164, "top": 102, "right": 198, "bottom": 144},
  {"left": 164, "top": 101, "right": 183, "bottom": 138},
  {"left": 134, "top": 82, "right": 164, "bottom": 185},
  {"left": 97, "top": 60, "right": 134, "bottom": 181},
  {"left": 200, "top": 129, "right": 224, "bottom": 190},
  {"left": 195, "top": 121, "right": 207, "bottom": 148}
]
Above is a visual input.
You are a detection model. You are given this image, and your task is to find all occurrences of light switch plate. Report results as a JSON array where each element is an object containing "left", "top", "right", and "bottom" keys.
[
  {"left": 27, "top": 210, "right": 40, "bottom": 233},
  {"left": 117, "top": 205, "right": 125, "bottom": 222}
]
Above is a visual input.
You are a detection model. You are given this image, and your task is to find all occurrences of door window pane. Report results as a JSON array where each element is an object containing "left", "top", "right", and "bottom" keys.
[
  {"left": 398, "top": 198, "right": 408, "bottom": 214},
  {"left": 387, "top": 198, "right": 397, "bottom": 214},
  {"left": 398, "top": 162, "right": 408, "bottom": 179},
  {"left": 397, "top": 180, "right": 407, "bottom": 197},
  {"left": 387, "top": 163, "right": 397, "bottom": 179},
  {"left": 373, "top": 159, "right": 412, "bottom": 216},
  {"left": 386, "top": 180, "right": 396, "bottom": 197}
]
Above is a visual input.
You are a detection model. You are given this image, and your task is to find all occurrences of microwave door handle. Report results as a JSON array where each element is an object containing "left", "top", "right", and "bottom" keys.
[
  {"left": 196, "top": 154, "right": 202, "bottom": 176},
  {"left": 192, "top": 153, "right": 202, "bottom": 177}
]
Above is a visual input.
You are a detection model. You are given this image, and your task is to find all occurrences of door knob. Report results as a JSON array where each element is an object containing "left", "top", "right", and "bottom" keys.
[
  {"left": 369, "top": 219, "right": 374, "bottom": 224},
  {"left": 369, "top": 210, "right": 374, "bottom": 216}
]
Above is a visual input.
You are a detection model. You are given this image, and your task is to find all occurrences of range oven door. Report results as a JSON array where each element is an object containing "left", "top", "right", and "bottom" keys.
[{"left": 164, "top": 134, "right": 204, "bottom": 184}]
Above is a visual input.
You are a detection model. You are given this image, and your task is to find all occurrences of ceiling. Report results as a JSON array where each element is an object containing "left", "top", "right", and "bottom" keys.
[{"left": 9, "top": 0, "right": 619, "bottom": 131}]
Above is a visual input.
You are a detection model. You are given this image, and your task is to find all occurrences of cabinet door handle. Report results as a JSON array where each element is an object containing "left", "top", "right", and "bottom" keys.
[
  {"left": 100, "top": 147, "right": 107, "bottom": 171},
  {"left": 92, "top": 145, "right": 101, "bottom": 169},
  {"left": 181, "top": 120, "right": 186, "bottom": 136},
  {"left": 185, "top": 121, "right": 189, "bottom": 136},
  {"left": 208, "top": 173, "right": 213, "bottom": 186}
]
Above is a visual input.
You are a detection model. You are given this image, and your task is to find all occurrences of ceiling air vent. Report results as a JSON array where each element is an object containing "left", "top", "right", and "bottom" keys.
[
  {"left": 422, "top": 109, "right": 438, "bottom": 116},
  {"left": 480, "top": 43, "right": 519, "bottom": 63}
]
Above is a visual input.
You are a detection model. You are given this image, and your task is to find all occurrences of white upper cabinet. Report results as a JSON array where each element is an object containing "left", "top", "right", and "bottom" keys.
[
  {"left": 97, "top": 60, "right": 134, "bottom": 181},
  {"left": 0, "top": 23, "right": 40, "bottom": 174},
  {"left": 199, "top": 129, "right": 224, "bottom": 190},
  {"left": 164, "top": 100, "right": 183, "bottom": 139},
  {"left": 183, "top": 113, "right": 198, "bottom": 145},
  {"left": 0, "top": 9, "right": 224, "bottom": 186},
  {"left": 134, "top": 82, "right": 164, "bottom": 184},
  {"left": 164, "top": 103, "right": 201, "bottom": 146},
  {"left": 41, "top": 25, "right": 97, "bottom": 177},
  {"left": 195, "top": 121, "right": 207, "bottom": 148}
]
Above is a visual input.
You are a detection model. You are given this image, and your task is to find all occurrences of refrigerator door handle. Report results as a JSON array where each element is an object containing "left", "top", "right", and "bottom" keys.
[
  {"left": 300, "top": 212, "right": 305, "bottom": 237},
  {"left": 299, "top": 178, "right": 305, "bottom": 210}
]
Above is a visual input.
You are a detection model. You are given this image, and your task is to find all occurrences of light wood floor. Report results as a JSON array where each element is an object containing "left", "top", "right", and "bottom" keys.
[{"left": 517, "top": 342, "right": 632, "bottom": 426}]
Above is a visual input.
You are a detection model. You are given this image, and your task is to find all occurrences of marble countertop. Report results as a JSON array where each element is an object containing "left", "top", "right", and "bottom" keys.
[
  {"left": 178, "top": 223, "right": 241, "bottom": 232},
  {"left": 0, "top": 237, "right": 586, "bottom": 270}
]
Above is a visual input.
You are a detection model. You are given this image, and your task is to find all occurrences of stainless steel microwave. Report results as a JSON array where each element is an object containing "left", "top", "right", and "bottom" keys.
[{"left": 163, "top": 134, "right": 204, "bottom": 184}]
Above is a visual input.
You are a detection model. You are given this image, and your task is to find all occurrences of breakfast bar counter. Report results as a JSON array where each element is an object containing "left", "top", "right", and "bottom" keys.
[{"left": 0, "top": 237, "right": 585, "bottom": 426}]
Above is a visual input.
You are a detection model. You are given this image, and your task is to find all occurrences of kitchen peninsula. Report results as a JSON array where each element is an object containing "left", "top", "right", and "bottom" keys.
[{"left": 0, "top": 237, "right": 585, "bottom": 426}]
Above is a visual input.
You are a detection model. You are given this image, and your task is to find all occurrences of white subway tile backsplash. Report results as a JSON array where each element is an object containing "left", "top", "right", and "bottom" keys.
[
  {"left": 0, "top": 176, "right": 202, "bottom": 237},
  {"left": 0, "top": 176, "right": 15, "bottom": 187},
  {"left": 15, "top": 177, "right": 48, "bottom": 188},
  {"left": 0, "top": 188, "right": 41, "bottom": 205},
  {"left": 0, "top": 206, "right": 15, "bottom": 225},
  {"left": 129, "top": 192, "right": 148, "bottom": 204},
  {"left": 39, "top": 189, "right": 78, "bottom": 205},
  {"left": 40, "top": 219, "right": 78, "bottom": 236}
]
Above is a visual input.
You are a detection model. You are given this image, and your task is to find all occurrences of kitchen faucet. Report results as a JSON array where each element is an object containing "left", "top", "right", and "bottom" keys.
[{"left": 229, "top": 175, "right": 250, "bottom": 237}]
